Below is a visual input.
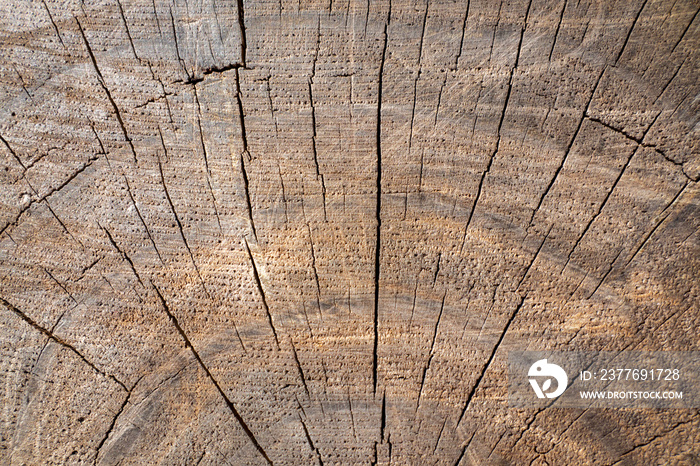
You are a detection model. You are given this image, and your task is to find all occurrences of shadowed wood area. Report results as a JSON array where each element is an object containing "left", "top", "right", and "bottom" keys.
[{"left": 1, "top": 0, "right": 699, "bottom": 463}]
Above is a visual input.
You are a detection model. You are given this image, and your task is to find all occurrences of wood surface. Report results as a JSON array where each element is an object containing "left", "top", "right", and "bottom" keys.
[{"left": 1, "top": 0, "right": 699, "bottom": 463}]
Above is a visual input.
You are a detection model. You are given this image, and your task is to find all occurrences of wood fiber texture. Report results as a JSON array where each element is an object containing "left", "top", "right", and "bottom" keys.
[{"left": 1, "top": 0, "right": 699, "bottom": 464}]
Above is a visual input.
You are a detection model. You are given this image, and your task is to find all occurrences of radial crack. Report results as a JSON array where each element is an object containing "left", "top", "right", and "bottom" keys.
[
  {"left": 548, "top": 0, "right": 567, "bottom": 62},
  {"left": 610, "top": 418, "right": 696, "bottom": 465},
  {"left": 527, "top": 66, "right": 606, "bottom": 227},
  {"left": 433, "top": 417, "right": 447, "bottom": 454},
  {"left": 380, "top": 390, "right": 387, "bottom": 442},
  {"left": 100, "top": 224, "right": 146, "bottom": 290},
  {"left": 94, "top": 387, "right": 134, "bottom": 463},
  {"left": 43, "top": 267, "right": 78, "bottom": 304},
  {"left": 156, "top": 152, "right": 211, "bottom": 298},
  {"left": 299, "top": 414, "right": 324, "bottom": 465},
  {"left": 307, "top": 39, "right": 326, "bottom": 221},
  {"left": 587, "top": 248, "right": 623, "bottom": 299},
  {"left": 236, "top": 0, "right": 247, "bottom": 65},
  {"left": 289, "top": 338, "right": 310, "bottom": 398},
  {"left": 432, "top": 253, "right": 441, "bottom": 286},
  {"left": 670, "top": 7, "right": 699, "bottom": 54},
  {"left": 116, "top": 0, "right": 139, "bottom": 60},
  {"left": 458, "top": 295, "right": 527, "bottom": 426},
  {"left": 308, "top": 81, "right": 327, "bottom": 221},
  {"left": 192, "top": 86, "right": 223, "bottom": 232},
  {"left": 152, "top": 285, "right": 272, "bottom": 465},
  {"left": 0, "top": 296, "right": 127, "bottom": 391},
  {"left": 452, "top": 431, "right": 476, "bottom": 466},
  {"left": 561, "top": 146, "right": 638, "bottom": 272},
  {"left": 454, "top": 0, "right": 470, "bottom": 69},
  {"left": 373, "top": 16, "right": 390, "bottom": 396},
  {"left": 0, "top": 155, "right": 98, "bottom": 238},
  {"left": 41, "top": 0, "right": 66, "bottom": 49},
  {"left": 76, "top": 18, "right": 137, "bottom": 163},
  {"left": 434, "top": 74, "right": 447, "bottom": 126},
  {"left": 243, "top": 238, "right": 281, "bottom": 350},
  {"left": 123, "top": 175, "right": 164, "bottom": 264},
  {"left": 625, "top": 181, "right": 688, "bottom": 267},
  {"left": 460, "top": 0, "right": 532, "bottom": 250},
  {"left": 614, "top": 0, "right": 649, "bottom": 64},
  {"left": 234, "top": 68, "right": 258, "bottom": 241},
  {"left": 306, "top": 224, "right": 322, "bottom": 319},
  {"left": 653, "top": 56, "right": 686, "bottom": 105},
  {"left": 562, "top": 106, "right": 661, "bottom": 272},
  {"left": 169, "top": 8, "right": 191, "bottom": 80},
  {"left": 416, "top": 293, "right": 446, "bottom": 411},
  {"left": 407, "top": 0, "right": 429, "bottom": 157},
  {"left": 517, "top": 226, "right": 552, "bottom": 290},
  {"left": 0, "top": 133, "right": 26, "bottom": 170}
]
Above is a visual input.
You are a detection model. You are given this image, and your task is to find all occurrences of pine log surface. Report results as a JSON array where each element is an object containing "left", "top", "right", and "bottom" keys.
[{"left": 1, "top": 0, "right": 699, "bottom": 464}]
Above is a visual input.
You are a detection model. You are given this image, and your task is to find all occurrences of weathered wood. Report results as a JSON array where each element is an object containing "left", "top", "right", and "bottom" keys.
[{"left": 1, "top": 0, "right": 698, "bottom": 464}]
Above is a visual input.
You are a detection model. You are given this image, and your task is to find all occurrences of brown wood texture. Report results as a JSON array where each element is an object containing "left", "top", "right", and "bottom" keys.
[{"left": 1, "top": 0, "right": 699, "bottom": 464}]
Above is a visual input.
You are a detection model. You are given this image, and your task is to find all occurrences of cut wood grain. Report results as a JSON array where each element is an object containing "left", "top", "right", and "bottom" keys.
[{"left": 1, "top": 0, "right": 698, "bottom": 464}]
